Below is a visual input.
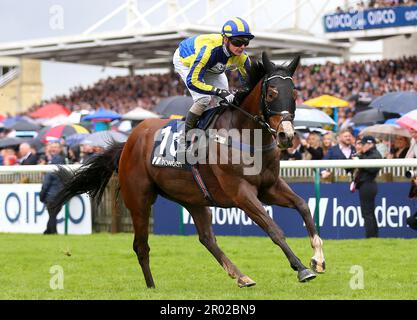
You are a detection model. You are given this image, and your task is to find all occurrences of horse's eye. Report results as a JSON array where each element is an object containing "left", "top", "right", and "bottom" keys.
[
  {"left": 266, "top": 86, "right": 278, "bottom": 102},
  {"left": 292, "top": 89, "right": 298, "bottom": 100}
]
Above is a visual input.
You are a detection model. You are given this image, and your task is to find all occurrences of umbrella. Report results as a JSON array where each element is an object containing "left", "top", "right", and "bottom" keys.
[
  {"left": 83, "top": 108, "right": 121, "bottom": 122},
  {"left": 294, "top": 105, "right": 336, "bottom": 127},
  {"left": 6, "top": 120, "right": 41, "bottom": 131},
  {"left": 65, "top": 133, "right": 90, "bottom": 146},
  {"left": 351, "top": 109, "right": 400, "bottom": 126},
  {"left": 303, "top": 95, "right": 349, "bottom": 108},
  {"left": 396, "top": 109, "right": 417, "bottom": 131},
  {"left": 369, "top": 91, "right": 417, "bottom": 114},
  {"left": 29, "top": 103, "right": 70, "bottom": 119},
  {"left": 294, "top": 126, "right": 329, "bottom": 135},
  {"left": 359, "top": 124, "right": 410, "bottom": 139},
  {"left": 40, "top": 124, "right": 90, "bottom": 142},
  {"left": 384, "top": 118, "right": 399, "bottom": 125},
  {"left": 81, "top": 131, "right": 128, "bottom": 148},
  {"left": 122, "top": 107, "right": 161, "bottom": 121},
  {"left": 2, "top": 115, "right": 37, "bottom": 127},
  {"left": 38, "top": 115, "right": 74, "bottom": 127},
  {"left": 153, "top": 96, "right": 193, "bottom": 116},
  {"left": 0, "top": 137, "right": 25, "bottom": 148}
]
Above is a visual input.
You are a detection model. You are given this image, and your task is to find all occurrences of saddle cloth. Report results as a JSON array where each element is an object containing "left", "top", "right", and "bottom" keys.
[{"left": 151, "top": 107, "right": 222, "bottom": 169}]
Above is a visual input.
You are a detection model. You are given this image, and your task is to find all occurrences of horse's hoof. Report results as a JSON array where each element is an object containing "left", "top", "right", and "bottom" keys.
[
  {"left": 238, "top": 276, "right": 256, "bottom": 288},
  {"left": 310, "top": 258, "right": 326, "bottom": 273},
  {"left": 297, "top": 269, "right": 316, "bottom": 282}
]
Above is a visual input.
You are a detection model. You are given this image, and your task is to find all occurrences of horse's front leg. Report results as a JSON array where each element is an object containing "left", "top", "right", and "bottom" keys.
[
  {"left": 260, "top": 177, "right": 325, "bottom": 273},
  {"left": 227, "top": 181, "right": 316, "bottom": 282},
  {"left": 185, "top": 205, "right": 256, "bottom": 288}
]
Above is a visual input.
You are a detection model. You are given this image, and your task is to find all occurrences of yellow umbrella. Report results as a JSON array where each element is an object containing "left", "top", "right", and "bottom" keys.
[
  {"left": 303, "top": 94, "right": 349, "bottom": 108},
  {"left": 169, "top": 114, "right": 184, "bottom": 119}
]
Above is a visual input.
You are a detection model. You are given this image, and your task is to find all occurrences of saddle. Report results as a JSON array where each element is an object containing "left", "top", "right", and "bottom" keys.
[{"left": 151, "top": 105, "right": 227, "bottom": 170}]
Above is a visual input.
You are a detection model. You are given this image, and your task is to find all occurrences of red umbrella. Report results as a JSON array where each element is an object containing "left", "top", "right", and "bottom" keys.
[
  {"left": 40, "top": 124, "right": 90, "bottom": 142},
  {"left": 30, "top": 103, "right": 71, "bottom": 119}
]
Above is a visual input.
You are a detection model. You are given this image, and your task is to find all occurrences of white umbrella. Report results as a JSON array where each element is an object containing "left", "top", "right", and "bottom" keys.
[
  {"left": 360, "top": 124, "right": 411, "bottom": 139},
  {"left": 122, "top": 107, "right": 161, "bottom": 121},
  {"left": 81, "top": 131, "right": 128, "bottom": 148},
  {"left": 294, "top": 105, "right": 336, "bottom": 127}
]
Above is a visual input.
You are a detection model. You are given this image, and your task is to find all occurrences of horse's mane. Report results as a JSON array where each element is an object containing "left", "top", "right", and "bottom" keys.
[{"left": 234, "top": 57, "right": 288, "bottom": 104}]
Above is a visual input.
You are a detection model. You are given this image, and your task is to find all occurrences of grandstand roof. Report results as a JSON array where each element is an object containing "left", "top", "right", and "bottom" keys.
[{"left": 0, "top": 24, "right": 349, "bottom": 69}]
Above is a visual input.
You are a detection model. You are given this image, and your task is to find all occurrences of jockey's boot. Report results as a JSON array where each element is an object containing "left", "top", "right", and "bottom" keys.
[{"left": 176, "top": 111, "right": 201, "bottom": 163}]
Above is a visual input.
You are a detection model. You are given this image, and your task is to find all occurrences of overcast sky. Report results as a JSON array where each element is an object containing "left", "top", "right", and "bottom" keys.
[{"left": 0, "top": 0, "right": 381, "bottom": 100}]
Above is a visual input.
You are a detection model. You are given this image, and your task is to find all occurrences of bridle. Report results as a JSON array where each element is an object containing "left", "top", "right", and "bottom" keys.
[{"left": 226, "top": 73, "right": 295, "bottom": 139}]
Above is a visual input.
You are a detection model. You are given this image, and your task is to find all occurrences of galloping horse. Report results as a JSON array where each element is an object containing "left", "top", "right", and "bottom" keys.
[{"left": 50, "top": 52, "right": 325, "bottom": 288}]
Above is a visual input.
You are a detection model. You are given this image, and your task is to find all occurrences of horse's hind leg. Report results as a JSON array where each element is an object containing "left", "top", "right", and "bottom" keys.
[
  {"left": 185, "top": 205, "right": 256, "bottom": 288},
  {"left": 260, "top": 177, "right": 325, "bottom": 273},
  {"left": 121, "top": 178, "right": 157, "bottom": 288},
  {"left": 131, "top": 204, "right": 154, "bottom": 288}
]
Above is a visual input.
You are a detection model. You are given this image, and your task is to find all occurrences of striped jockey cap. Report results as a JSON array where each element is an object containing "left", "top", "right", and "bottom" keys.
[{"left": 221, "top": 17, "right": 254, "bottom": 39}]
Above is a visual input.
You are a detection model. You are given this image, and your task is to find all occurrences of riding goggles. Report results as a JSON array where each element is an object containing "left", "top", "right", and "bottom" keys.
[{"left": 229, "top": 37, "right": 250, "bottom": 47}]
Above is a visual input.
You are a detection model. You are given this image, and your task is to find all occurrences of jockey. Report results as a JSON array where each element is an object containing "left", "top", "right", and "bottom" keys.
[{"left": 173, "top": 17, "right": 254, "bottom": 157}]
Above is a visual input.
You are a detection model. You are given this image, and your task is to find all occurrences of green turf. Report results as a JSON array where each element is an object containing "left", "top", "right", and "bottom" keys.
[{"left": 0, "top": 233, "right": 416, "bottom": 299}]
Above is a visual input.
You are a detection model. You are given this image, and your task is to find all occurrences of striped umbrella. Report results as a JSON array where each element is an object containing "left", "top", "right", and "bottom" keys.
[{"left": 40, "top": 124, "right": 90, "bottom": 142}]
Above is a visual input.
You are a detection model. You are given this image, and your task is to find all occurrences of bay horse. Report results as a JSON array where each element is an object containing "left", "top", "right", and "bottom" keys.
[{"left": 50, "top": 52, "right": 325, "bottom": 288}]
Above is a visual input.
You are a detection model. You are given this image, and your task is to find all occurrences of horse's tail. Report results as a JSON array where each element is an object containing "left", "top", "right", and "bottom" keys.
[{"left": 49, "top": 140, "right": 125, "bottom": 214}]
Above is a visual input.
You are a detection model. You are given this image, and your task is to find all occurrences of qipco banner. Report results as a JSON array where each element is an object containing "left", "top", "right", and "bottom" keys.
[
  {"left": 323, "top": 5, "right": 417, "bottom": 32},
  {"left": 0, "top": 184, "right": 91, "bottom": 234},
  {"left": 153, "top": 182, "right": 417, "bottom": 239}
]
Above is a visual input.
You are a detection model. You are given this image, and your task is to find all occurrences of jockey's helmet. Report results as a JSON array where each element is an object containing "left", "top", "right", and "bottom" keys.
[{"left": 221, "top": 17, "right": 254, "bottom": 39}]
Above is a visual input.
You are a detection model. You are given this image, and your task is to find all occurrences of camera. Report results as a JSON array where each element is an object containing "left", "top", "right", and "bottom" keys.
[{"left": 405, "top": 170, "right": 417, "bottom": 179}]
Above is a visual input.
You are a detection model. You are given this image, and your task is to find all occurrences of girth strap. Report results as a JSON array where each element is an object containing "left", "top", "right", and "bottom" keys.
[{"left": 190, "top": 164, "right": 218, "bottom": 206}]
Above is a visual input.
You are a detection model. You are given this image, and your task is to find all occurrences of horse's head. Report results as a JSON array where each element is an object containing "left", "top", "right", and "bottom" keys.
[{"left": 260, "top": 52, "right": 299, "bottom": 149}]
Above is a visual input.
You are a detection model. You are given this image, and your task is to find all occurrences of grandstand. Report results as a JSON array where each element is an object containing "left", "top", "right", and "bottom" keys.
[
  {"left": 0, "top": 0, "right": 415, "bottom": 116},
  {"left": 0, "top": 58, "right": 42, "bottom": 115}
]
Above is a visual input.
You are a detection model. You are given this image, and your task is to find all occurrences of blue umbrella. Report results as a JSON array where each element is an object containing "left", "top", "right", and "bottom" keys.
[
  {"left": 65, "top": 133, "right": 89, "bottom": 146},
  {"left": 369, "top": 91, "right": 417, "bottom": 114},
  {"left": 83, "top": 108, "right": 121, "bottom": 122},
  {"left": 384, "top": 118, "right": 399, "bottom": 125}
]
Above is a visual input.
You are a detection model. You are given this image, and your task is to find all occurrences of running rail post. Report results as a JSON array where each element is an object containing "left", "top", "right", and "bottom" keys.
[
  {"left": 179, "top": 206, "right": 185, "bottom": 235},
  {"left": 64, "top": 202, "right": 69, "bottom": 235},
  {"left": 314, "top": 168, "right": 320, "bottom": 235}
]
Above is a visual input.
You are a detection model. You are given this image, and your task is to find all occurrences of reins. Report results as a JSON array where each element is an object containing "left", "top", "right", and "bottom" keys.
[{"left": 223, "top": 100, "right": 278, "bottom": 137}]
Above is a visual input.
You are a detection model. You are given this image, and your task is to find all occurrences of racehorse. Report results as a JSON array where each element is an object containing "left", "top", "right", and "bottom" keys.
[{"left": 50, "top": 52, "right": 325, "bottom": 288}]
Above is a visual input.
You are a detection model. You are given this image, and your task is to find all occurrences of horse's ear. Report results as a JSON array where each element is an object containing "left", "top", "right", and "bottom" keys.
[
  {"left": 262, "top": 52, "right": 275, "bottom": 74},
  {"left": 287, "top": 55, "right": 300, "bottom": 76}
]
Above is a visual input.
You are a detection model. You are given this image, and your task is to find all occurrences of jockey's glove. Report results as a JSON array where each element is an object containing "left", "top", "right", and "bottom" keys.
[{"left": 215, "top": 88, "right": 235, "bottom": 103}]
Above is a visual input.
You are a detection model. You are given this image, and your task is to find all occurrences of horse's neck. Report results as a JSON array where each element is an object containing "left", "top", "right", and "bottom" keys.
[
  {"left": 240, "top": 81, "right": 263, "bottom": 117},
  {"left": 229, "top": 81, "right": 275, "bottom": 146}
]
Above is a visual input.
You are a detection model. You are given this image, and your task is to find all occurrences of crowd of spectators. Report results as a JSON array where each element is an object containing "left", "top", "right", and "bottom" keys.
[
  {"left": 26, "top": 72, "right": 188, "bottom": 115},
  {"left": 25, "top": 55, "right": 416, "bottom": 118},
  {"left": 334, "top": 0, "right": 417, "bottom": 13},
  {"left": 2, "top": 54, "right": 415, "bottom": 167}
]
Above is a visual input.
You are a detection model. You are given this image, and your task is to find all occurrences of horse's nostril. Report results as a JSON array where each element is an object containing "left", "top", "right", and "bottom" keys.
[{"left": 278, "top": 132, "right": 287, "bottom": 141}]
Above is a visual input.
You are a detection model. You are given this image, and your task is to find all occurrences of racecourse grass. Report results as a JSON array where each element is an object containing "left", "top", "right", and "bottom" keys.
[{"left": 0, "top": 233, "right": 416, "bottom": 300}]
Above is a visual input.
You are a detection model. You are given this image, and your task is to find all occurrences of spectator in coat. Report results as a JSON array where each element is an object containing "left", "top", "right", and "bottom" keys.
[
  {"left": 39, "top": 154, "right": 66, "bottom": 234},
  {"left": 18, "top": 143, "right": 39, "bottom": 165},
  {"left": 321, "top": 128, "right": 356, "bottom": 179}
]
